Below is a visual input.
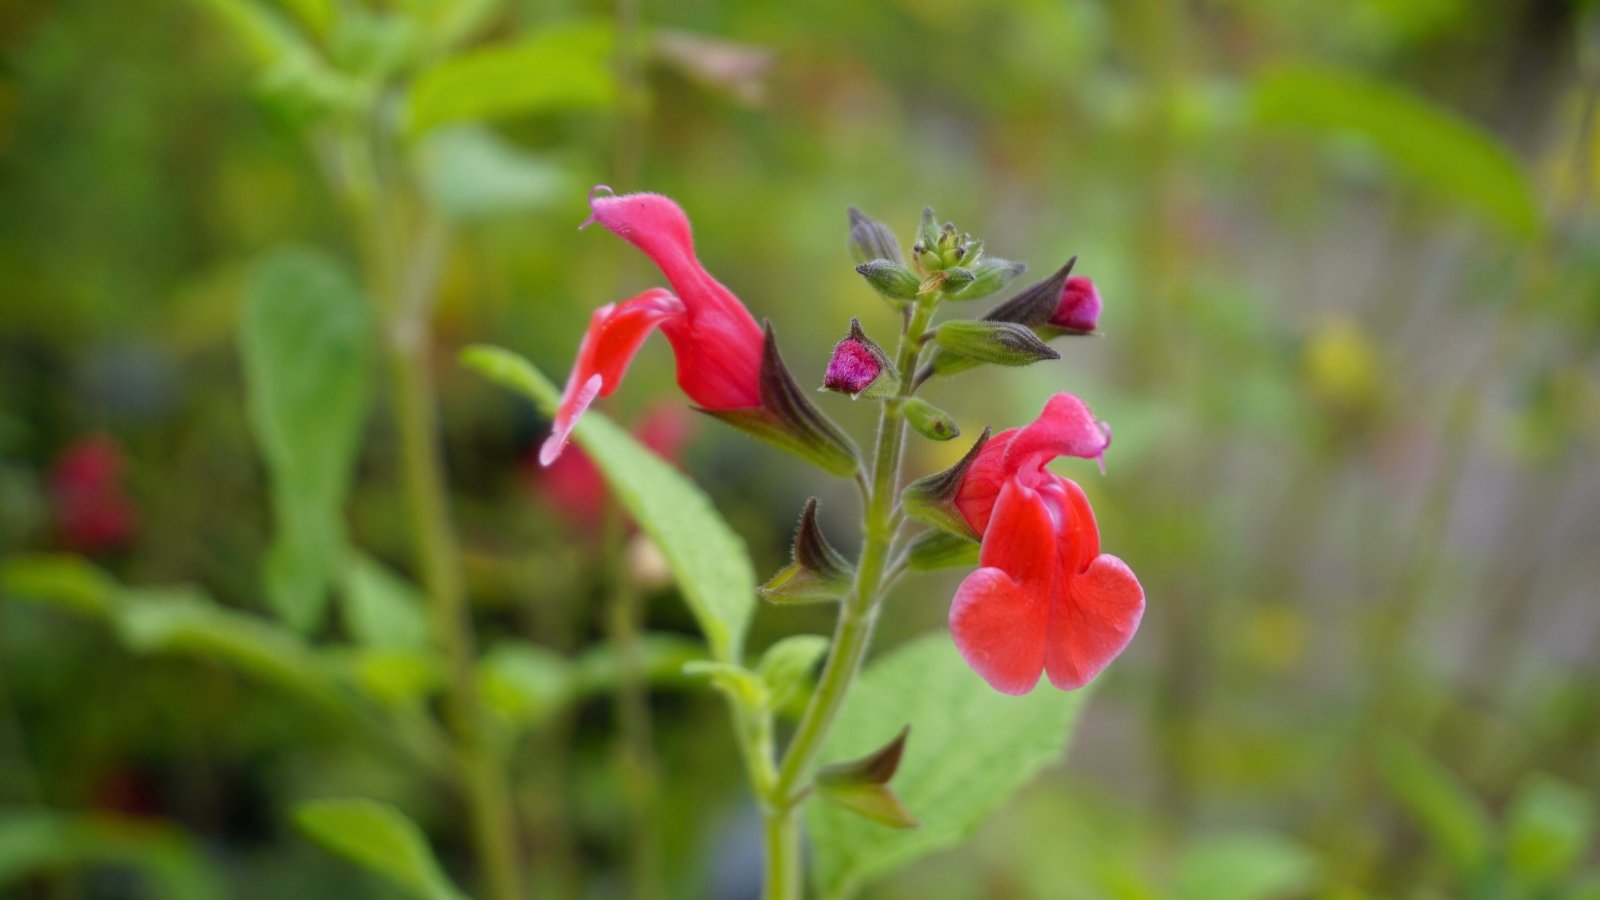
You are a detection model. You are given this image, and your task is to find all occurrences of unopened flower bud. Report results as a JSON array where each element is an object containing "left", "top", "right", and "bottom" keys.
[
  {"left": 854, "top": 260, "right": 921, "bottom": 302},
  {"left": 951, "top": 257, "right": 1024, "bottom": 301},
  {"left": 940, "top": 266, "right": 976, "bottom": 293},
  {"left": 847, "top": 207, "right": 903, "bottom": 265},
  {"left": 1047, "top": 276, "right": 1101, "bottom": 334},
  {"left": 901, "top": 397, "right": 960, "bottom": 441},
  {"left": 933, "top": 320, "right": 1061, "bottom": 368},
  {"left": 822, "top": 319, "right": 897, "bottom": 400}
]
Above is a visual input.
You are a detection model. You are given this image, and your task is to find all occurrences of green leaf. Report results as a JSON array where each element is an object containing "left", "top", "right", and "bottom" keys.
[
  {"left": 807, "top": 634, "right": 1090, "bottom": 898},
  {"left": 1375, "top": 735, "right": 1494, "bottom": 875},
  {"left": 1173, "top": 832, "right": 1318, "bottom": 900},
  {"left": 416, "top": 127, "right": 574, "bottom": 221},
  {"left": 1505, "top": 774, "right": 1595, "bottom": 888},
  {"left": 294, "top": 799, "right": 465, "bottom": 900},
  {"left": 333, "top": 648, "right": 445, "bottom": 708},
  {"left": 341, "top": 555, "right": 432, "bottom": 650},
  {"left": 0, "top": 553, "right": 119, "bottom": 617},
  {"left": 462, "top": 345, "right": 757, "bottom": 662},
  {"left": 1251, "top": 64, "right": 1540, "bottom": 237},
  {"left": 241, "top": 248, "right": 373, "bottom": 632},
  {"left": 116, "top": 588, "right": 344, "bottom": 711},
  {"left": 568, "top": 634, "right": 710, "bottom": 695},
  {"left": 683, "top": 661, "right": 768, "bottom": 709},
  {"left": 0, "top": 811, "right": 223, "bottom": 900},
  {"left": 756, "top": 634, "right": 829, "bottom": 711},
  {"left": 405, "top": 20, "right": 616, "bottom": 136}
]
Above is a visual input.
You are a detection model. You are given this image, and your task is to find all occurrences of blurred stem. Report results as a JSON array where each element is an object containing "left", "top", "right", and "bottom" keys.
[
  {"left": 330, "top": 114, "right": 524, "bottom": 900},
  {"left": 759, "top": 297, "right": 938, "bottom": 899},
  {"left": 603, "top": 507, "right": 663, "bottom": 900}
]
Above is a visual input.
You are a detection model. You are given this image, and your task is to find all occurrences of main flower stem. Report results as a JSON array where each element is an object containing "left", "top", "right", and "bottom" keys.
[{"left": 760, "top": 297, "right": 938, "bottom": 898}]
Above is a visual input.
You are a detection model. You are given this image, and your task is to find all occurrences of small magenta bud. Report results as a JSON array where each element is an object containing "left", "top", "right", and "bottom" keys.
[
  {"left": 822, "top": 319, "right": 896, "bottom": 399},
  {"left": 1049, "top": 276, "right": 1102, "bottom": 333}
]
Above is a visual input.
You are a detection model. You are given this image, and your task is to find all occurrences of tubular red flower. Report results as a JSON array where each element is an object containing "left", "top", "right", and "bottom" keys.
[
  {"left": 542, "top": 189, "right": 765, "bottom": 465},
  {"left": 948, "top": 393, "right": 1140, "bottom": 694}
]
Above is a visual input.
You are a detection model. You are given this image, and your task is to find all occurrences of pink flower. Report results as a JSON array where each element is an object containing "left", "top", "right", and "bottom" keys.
[
  {"left": 948, "top": 394, "right": 1142, "bottom": 694},
  {"left": 1048, "top": 276, "right": 1101, "bottom": 333},
  {"left": 49, "top": 436, "right": 137, "bottom": 554},
  {"left": 541, "top": 189, "right": 764, "bottom": 466}
]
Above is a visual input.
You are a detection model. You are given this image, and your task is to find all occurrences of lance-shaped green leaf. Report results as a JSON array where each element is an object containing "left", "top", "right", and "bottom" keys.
[
  {"left": 0, "top": 553, "right": 118, "bottom": 618},
  {"left": 905, "top": 530, "right": 980, "bottom": 571},
  {"left": 241, "top": 248, "right": 373, "bottom": 632},
  {"left": 901, "top": 397, "right": 959, "bottom": 441},
  {"left": 462, "top": 346, "right": 756, "bottom": 662},
  {"left": 901, "top": 429, "right": 990, "bottom": 540},
  {"left": 294, "top": 799, "right": 466, "bottom": 900},
  {"left": 1375, "top": 734, "right": 1494, "bottom": 875},
  {"left": 847, "top": 207, "right": 903, "bottom": 265},
  {"left": 933, "top": 320, "right": 1060, "bottom": 368},
  {"left": 760, "top": 498, "right": 855, "bottom": 604},
  {"left": 947, "top": 257, "right": 1025, "bottom": 301},
  {"left": 816, "top": 726, "right": 919, "bottom": 830},
  {"left": 757, "top": 634, "right": 830, "bottom": 711},
  {"left": 854, "top": 260, "right": 922, "bottom": 302},
  {"left": 700, "top": 323, "right": 860, "bottom": 477}
]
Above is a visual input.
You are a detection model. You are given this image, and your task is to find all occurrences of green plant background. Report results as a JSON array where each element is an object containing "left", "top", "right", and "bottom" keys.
[{"left": 2, "top": 0, "right": 1598, "bottom": 898}]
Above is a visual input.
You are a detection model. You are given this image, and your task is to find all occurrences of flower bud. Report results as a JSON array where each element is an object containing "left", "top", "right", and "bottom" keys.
[
  {"left": 901, "top": 397, "right": 960, "bottom": 441},
  {"left": 854, "top": 260, "right": 922, "bottom": 302},
  {"left": 933, "top": 320, "right": 1061, "bottom": 368},
  {"left": 1045, "top": 276, "right": 1101, "bottom": 334},
  {"left": 821, "top": 319, "right": 897, "bottom": 400},
  {"left": 950, "top": 257, "right": 1024, "bottom": 301},
  {"left": 847, "top": 207, "right": 903, "bottom": 265},
  {"left": 939, "top": 266, "right": 976, "bottom": 293}
]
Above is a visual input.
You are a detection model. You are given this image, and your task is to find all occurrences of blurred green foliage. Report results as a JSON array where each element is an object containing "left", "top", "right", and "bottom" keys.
[{"left": 3, "top": 0, "right": 1599, "bottom": 897}]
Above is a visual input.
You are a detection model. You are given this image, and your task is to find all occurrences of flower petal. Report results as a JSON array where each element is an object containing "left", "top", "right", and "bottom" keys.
[
  {"left": 949, "top": 479, "right": 1058, "bottom": 695},
  {"left": 1002, "top": 393, "right": 1111, "bottom": 476},
  {"left": 1044, "top": 554, "right": 1144, "bottom": 690},
  {"left": 952, "top": 427, "right": 1020, "bottom": 535},
  {"left": 587, "top": 190, "right": 764, "bottom": 410},
  {"left": 541, "top": 289, "right": 684, "bottom": 466}
]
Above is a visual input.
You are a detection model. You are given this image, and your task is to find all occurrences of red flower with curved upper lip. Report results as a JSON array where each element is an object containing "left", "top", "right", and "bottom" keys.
[
  {"left": 541, "top": 189, "right": 764, "bottom": 466},
  {"left": 949, "top": 394, "right": 1143, "bottom": 695}
]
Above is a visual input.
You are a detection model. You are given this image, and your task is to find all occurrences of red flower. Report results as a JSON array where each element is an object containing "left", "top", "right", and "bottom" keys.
[
  {"left": 1048, "top": 276, "right": 1101, "bottom": 333},
  {"left": 541, "top": 189, "right": 764, "bottom": 466},
  {"left": 949, "top": 394, "right": 1142, "bottom": 694},
  {"left": 49, "top": 436, "right": 137, "bottom": 554}
]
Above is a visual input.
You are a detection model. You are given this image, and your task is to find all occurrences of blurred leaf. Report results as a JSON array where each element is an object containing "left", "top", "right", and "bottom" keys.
[
  {"left": 0, "top": 554, "right": 118, "bottom": 617},
  {"left": 1505, "top": 774, "right": 1595, "bottom": 888},
  {"left": 334, "top": 647, "right": 445, "bottom": 708},
  {"left": 757, "top": 634, "right": 829, "bottom": 710},
  {"left": 241, "top": 248, "right": 373, "bottom": 632},
  {"left": 116, "top": 588, "right": 344, "bottom": 710},
  {"left": 416, "top": 127, "right": 574, "bottom": 221},
  {"left": 341, "top": 554, "right": 431, "bottom": 650},
  {"left": 683, "top": 660, "right": 768, "bottom": 709},
  {"left": 0, "top": 811, "right": 222, "bottom": 900},
  {"left": 1173, "top": 832, "right": 1318, "bottom": 900},
  {"left": 478, "top": 643, "right": 572, "bottom": 727},
  {"left": 1252, "top": 64, "right": 1539, "bottom": 236},
  {"left": 807, "top": 634, "right": 1089, "bottom": 898},
  {"left": 191, "top": 0, "right": 363, "bottom": 116},
  {"left": 293, "top": 799, "right": 466, "bottom": 900},
  {"left": 462, "top": 346, "right": 757, "bottom": 662},
  {"left": 569, "top": 634, "right": 710, "bottom": 694},
  {"left": 405, "top": 21, "right": 616, "bottom": 136},
  {"left": 1375, "top": 735, "right": 1494, "bottom": 875}
]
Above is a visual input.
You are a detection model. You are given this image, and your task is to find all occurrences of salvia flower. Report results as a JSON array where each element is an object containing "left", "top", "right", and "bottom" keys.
[
  {"left": 541, "top": 188, "right": 765, "bottom": 466},
  {"left": 1048, "top": 276, "right": 1102, "bottom": 334},
  {"left": 49, "top": 436, "right": 137, "bottom": 554},
  {"left": 947, "top": 394, "right": 1143, "bottom": 695}
]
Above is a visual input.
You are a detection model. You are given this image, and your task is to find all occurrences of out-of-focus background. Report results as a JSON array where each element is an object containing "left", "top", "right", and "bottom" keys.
[{"left": 2, "top": 0, "right": 1598, "bottom": 897}]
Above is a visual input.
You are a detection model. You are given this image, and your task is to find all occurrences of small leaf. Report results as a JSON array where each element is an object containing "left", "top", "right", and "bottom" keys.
[
  {"left": 294, "top": 799, "right": 466, "bottom": 900},
  {"left": 0, "top": 811, "right": 224, "bottom": 900},
  {"left": 817, "top": 782, "right": 920, "bottom": 830},
  {"left": 415, "top": 127, "right": 573, "bottom": 221},
  {"left": 478, "top": 643, "right": 573, "bottom": 728},
  {"left": 1173, "top": 832, "right": 1317, "bottom": 900},
  {"left": 1375, "top": 735, "right": 1494, "bottom": 875},
  {"left": 0, "top": 553, "right": 119, "bottom": 617},
  {"left": 241, "top": 248, "right": 373, "bottom": 632},
  {"left": 807, "top": 634, "right": 1091, "bottom": 897},
  {"left": 757, "top": 634, "right": 830, "bottom": 711},
  {"left": 341, "top": 555, "right": 431, "bottom": 650},
  {"left": 683, "top": 661, "right": 768, "bottom": 709},
  {"left": 405, "top": 20, "right": 616, "bottom": 136},
  {"left": 332, "top": 648, "right": 444, "bottom": 708}
]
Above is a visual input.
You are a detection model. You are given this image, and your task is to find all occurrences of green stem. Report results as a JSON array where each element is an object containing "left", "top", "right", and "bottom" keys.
[{"left": 760, "top": 298, "right": 938, "bottom": 898}]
